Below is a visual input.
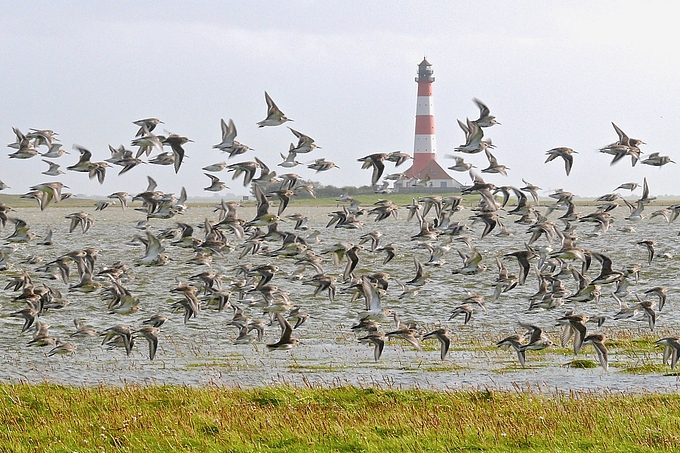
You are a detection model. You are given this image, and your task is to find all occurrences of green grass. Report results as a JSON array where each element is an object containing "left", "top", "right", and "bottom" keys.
[
  {"left": 0, "top": 193, "right": 100, "bottom": 209},
  {"left": 2, "top": 384, "right": 680, "bottom": 452},
  {"left": 565, "top": 359, "right": 600, "bottom": 369},
  {"left": 0, "top": 192, "right": 475, "bottom": 210},
  {"left": 295, "top": 192, "right": 474, "bottom": 207},
  {"left": 4, "top": 191, "right": 679, "bottom": 210},
  {"left": 622, "top": 363, "right": 669, "bottom": 374}
]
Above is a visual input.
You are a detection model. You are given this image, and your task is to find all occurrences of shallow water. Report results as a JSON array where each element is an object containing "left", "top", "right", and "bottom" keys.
[{"left": 1, "top": 201, "right": 680, "bottom": 392}]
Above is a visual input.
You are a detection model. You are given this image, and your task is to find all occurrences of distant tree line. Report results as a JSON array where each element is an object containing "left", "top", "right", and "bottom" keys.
[{"left": 250, "top": 179, "right": 376, "bottom": 199}]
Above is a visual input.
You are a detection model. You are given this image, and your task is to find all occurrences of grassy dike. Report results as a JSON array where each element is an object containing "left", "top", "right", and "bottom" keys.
[
  {"left": 1, "top": 384, "right": 679, "bottom": 452},
  {"left": 3, "top": 192, "right": 679, "bottom": 210},
  {"left": 0, "top": 192, "right": 475, "bottom": 209}
]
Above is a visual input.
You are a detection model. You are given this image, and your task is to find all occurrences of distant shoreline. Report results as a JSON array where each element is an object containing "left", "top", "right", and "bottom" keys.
[{"left": 2, "top": 193, "right": 680, "bottom": 210}]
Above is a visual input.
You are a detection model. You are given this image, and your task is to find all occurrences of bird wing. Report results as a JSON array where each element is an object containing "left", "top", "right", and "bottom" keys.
[
  {"left": 170, "top": 143, "right": 184, "bottom": 173},
  {"left": 591, "top": 339, "right": 609, "bottom": 370},
  {"left": 572, "top": 321, "right": 587, "bottom": 354},
  {"left": 611, "top": 122, "right": 629, "bottom": 145},
  {"left": 361, "top": 278, "right": 381, "bottom": 312},
  {"left": 473, "top": 98, "right": 491, "bottom": 120},
  {"left": 276, "top": 313, "right": 293, "bottom": 343}
]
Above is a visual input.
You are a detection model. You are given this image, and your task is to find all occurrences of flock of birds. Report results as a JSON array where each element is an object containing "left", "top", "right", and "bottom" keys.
[{"left": 1, "top": 93, "right": 680, "bottom": 379}]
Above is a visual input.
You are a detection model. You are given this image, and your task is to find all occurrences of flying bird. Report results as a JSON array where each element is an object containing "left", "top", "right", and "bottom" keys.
[
  {"left": 641, "top": 152, "right": 675, "bottom": 167},
  {"left": 288, "top": 127, "right": 319, "bottom": 153},
  {"left": 545, "top": 147, "right": 576, "bottom": 176},
  {"left": 257, "top": 91, "right": 293, "bottom": 127},
  {"left": 133, "top": 118, "right": 163, "bottom": 137},
  {"left": 472, "top": 98, "right": 501, "bottom": 127},
  {"left": 163, "top": 133, "right": 192, "bottom": 173},
  {"left": 203, "top": 173, "right": 229, "bottom": 192},
  {"left": 358, "top": 153, "right": 388, "bottom": 186},
  {"left": 266, "top": 313, "right": 299, "bottom": 349}
]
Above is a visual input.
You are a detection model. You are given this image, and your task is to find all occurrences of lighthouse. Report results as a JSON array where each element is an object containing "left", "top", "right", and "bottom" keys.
[
  {"left": 412, "top": 57, "right": 437, "bottom": 174},
  {"left": 402, "top": 58, "right": 460, "bottom": 190}
]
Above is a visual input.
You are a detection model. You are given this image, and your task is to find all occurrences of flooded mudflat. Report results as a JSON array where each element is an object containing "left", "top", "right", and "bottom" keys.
[{"left": 1, "top": 202, "right": 679, "bottom": 392}]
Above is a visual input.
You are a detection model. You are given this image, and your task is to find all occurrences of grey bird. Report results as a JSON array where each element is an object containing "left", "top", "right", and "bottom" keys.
[
  {"left": 203, "top": 173, "right": 229, "bottom": 192},
  {"left": 582, "top": 333, "right": 608, "bottom": 370},
  {"left": 472, "top": 98, "right": 500, "bottom": 127},
  {"left": 423, "top": 328, "right": 451, "bottom": 360},
  {"left": 257, "top": 91, "right": 293, "bottom": 127},
  {"left": 163, "top": 133, "right": 192, "bottom": 173},
  {"left": 545, "top": 147, "right": 577, "bottom": 176},
  {"left": 641, "top": 152, "right": 675, "bottom": 167},
  {"left": 266, "top": 313, "right": 299, "bottom": 350},
  {"left": 656, "top": 337, "right": 680, "bottom": 369},
  {"left": 134, "top": 326, "right": 160, "bottom": 360},
  {"left": 288, "top": 127, "right": 319, "bottom": 153},
  {"left": 359, "top": 331, "right": 385, "bottom": 361},
  {"left": 41, "top": 159, "right": 64, "bottom": 176},
  {"left": 133, "top": 118, "right": 164, "bottom": 137}
]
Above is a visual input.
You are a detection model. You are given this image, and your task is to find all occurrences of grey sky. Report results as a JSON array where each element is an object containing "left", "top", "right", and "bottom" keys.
[{"left": 2, "top": 1, "right": 679, "bottom": 198}]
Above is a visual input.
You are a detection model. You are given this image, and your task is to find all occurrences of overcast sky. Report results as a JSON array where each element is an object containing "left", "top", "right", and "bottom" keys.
[{"left": 2, "top": 1, "right": 679, "bottom": 199}]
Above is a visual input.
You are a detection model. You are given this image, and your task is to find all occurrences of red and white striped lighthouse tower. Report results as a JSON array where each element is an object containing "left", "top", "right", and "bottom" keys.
[
  {"left": 403, "top": 58, "right": 457, "bottom": 188},
  {"left": 411, "top": 57, "right": 437, "bottom": 174}
]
